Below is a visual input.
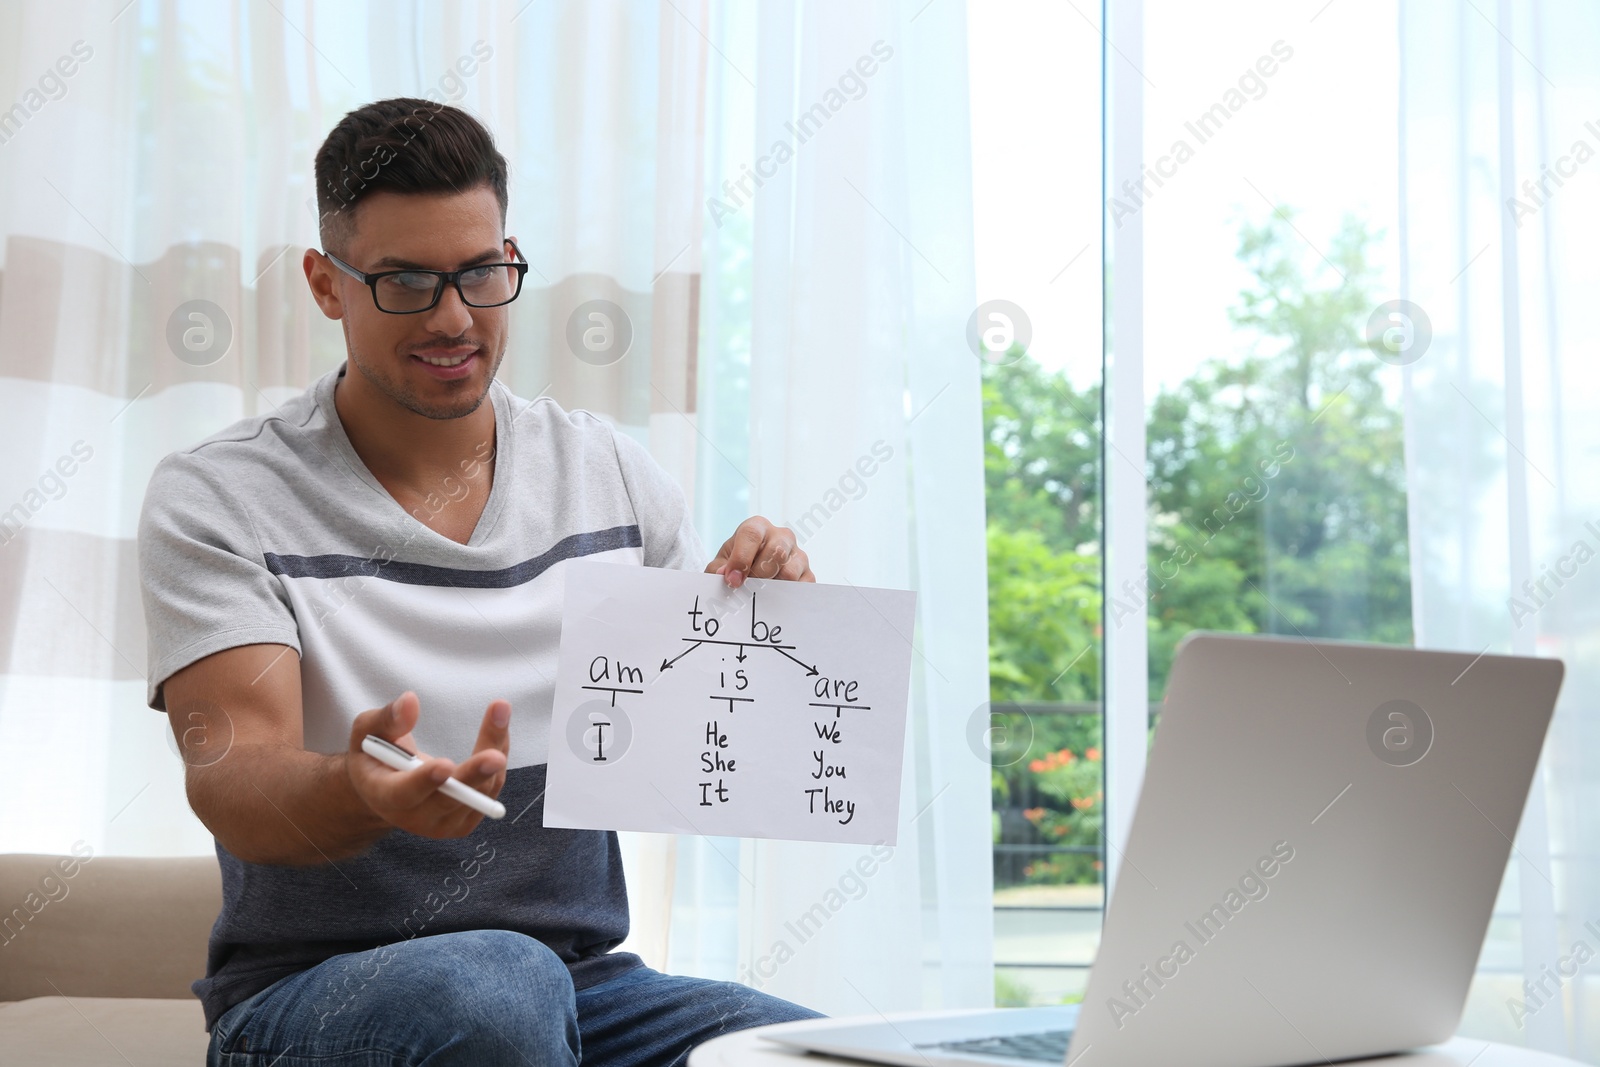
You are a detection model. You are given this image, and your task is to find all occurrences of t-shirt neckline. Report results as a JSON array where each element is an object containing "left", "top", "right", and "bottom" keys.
[{"left": 319, "top": 361, "right": 511, "bottom": 550}]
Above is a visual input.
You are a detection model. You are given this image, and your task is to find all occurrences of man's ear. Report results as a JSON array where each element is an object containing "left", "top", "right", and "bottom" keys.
[{"left": 303, "top": 248, "right": 346, "bottom": 321}]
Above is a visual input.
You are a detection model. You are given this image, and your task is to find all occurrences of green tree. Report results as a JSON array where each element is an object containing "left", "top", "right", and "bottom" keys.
[
  {"left": 981, "top": 358, "right": 1103, "bottom": 707},
  {"left": 986, "top": 524, "right": 1100, "bottom": 705},
  {"left": 982, "top": 359, "right": 1102, "bottom": 559},
  {"left": 1140, "top": 209, "right": 1413, "bottom": 693}
]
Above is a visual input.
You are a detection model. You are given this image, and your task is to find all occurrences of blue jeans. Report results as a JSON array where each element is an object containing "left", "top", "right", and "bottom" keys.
[{"left": 206, "top": 929, "right": 824, "bottom": 1065}]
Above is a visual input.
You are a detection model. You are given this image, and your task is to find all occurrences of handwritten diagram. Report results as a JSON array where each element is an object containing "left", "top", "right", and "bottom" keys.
[{"left": 543, "top": 561, "right": 917, "bottom": 845}]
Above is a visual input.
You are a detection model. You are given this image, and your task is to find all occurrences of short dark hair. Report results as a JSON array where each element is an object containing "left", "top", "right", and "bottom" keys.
[{"left": 313, "top": 97, "right": 509, "bottom": 253}]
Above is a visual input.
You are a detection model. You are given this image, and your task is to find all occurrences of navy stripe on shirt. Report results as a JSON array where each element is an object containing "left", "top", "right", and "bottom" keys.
[{"left": 263, "top": 524, "right": 643, "bottom": 589}]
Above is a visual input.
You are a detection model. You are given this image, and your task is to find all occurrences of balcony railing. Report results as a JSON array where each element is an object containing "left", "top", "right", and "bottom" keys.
[{"left": 991, "top": 700, "right": 1157, "bottom": 1004}]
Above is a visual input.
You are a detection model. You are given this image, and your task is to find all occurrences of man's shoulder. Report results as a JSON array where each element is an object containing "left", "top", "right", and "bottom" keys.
[
  {"left": 145, "top": 379, "right": 323, "bottom": 497},
  {"left": 497, "top": 383, "right": 619, "bottom": 441},
  {"left": 497, "top": 384, "right": 641, "bottom": 468}
]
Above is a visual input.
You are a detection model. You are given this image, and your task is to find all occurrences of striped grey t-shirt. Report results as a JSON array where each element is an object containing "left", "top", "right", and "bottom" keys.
[{"left": 137, "top": 361, "right": 706, "bottom": 1032}]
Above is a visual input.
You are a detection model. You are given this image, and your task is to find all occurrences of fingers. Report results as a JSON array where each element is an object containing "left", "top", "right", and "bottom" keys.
[
  {"left": 719, "top": 517, "right": 770, "bottom": 586},
  {"left": 458, "top": 700, "right": 511, "bottom": 796},
  {"left": 349, "top": 692, "right": 453, "bottom": 810},
  {"left": 776, "top": 550, "right": 810, "bottom": 582},
  {"left": 390, "top": 690, "right": 420, "bottom": 736},
  {"left": 471, "top": 699, "right": 511, "bottom": 759},
  {"left": 752, "top": 537, "right": 791, "bottom": 579},
  {"left": 347, "top": 693, "right": 509, "bottom": 836},
  {"left": 452, "top": 755, "right": 506, "bottom": 801},
  {"left": 350, "top": 691, "right": 419, "bottom": 752},
  {"left": 712, "top": 517, "right": 811, "bottom": 586},
  {"left": 349, "top": 693, "right": 423, "bottom": 782},
  {"left": 361, "top": 751, "right": 457, "bottom": 813}
]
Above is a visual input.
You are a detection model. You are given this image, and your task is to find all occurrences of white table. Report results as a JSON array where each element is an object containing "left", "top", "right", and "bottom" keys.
[{"left": 689, "top": 1014, "right": 1591, "bottom": 1067}]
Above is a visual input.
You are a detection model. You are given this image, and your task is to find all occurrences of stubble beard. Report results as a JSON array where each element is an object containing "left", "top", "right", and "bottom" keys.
[{"left": 345, "top": 326, "right": 506, "bottom": 422}]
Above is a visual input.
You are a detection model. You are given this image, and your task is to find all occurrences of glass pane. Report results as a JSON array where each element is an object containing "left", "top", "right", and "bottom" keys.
[
  {"left": 1141, "top": 1, "right": 1408, "bottom": 703},
  {"left": 969, "top": 0, "right": 1106, "bottom": 1008}
]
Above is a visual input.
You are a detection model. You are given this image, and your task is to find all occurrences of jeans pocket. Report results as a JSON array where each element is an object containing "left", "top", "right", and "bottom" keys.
[{"left": 208, "top": 987, "right": 270, "bottom": 1063}]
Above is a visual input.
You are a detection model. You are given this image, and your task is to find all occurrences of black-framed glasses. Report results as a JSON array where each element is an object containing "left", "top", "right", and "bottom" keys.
[{"left": 324, "top": 239, "right": 529, "bottom": 314}]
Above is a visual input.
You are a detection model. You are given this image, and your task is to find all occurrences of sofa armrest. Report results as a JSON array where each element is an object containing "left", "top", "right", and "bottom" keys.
[{"left": 0, "top": 853, "right": 219, "bottom": 1000}]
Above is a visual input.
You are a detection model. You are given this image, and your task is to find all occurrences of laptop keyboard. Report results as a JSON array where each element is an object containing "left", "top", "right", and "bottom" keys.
[{"left": 933, "top": 1029, "right": 1075, "bottom": 1062}]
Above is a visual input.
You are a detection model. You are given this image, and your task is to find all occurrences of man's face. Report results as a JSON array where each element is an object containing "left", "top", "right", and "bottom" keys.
[{"left": 316, "top": 185, "right": 512, "bottom": 421}]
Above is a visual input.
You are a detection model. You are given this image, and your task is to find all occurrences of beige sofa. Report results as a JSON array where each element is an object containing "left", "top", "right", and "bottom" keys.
[{"left": 0, "top": 853, "right": 219, "bottom": 1065}]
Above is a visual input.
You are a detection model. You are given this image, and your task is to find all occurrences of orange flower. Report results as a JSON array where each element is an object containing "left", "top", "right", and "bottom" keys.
[
  {"left": 1031, "top": 749, "right": 1077, "bottom": 773},
  {"left": 1086, "top": 747, "right": 1101, "bottom": 761}
]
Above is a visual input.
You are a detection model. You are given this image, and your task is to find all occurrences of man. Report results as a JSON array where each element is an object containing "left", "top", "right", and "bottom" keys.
[{"left": 137, "top": 97, "right": 823, "bottom": 1066}]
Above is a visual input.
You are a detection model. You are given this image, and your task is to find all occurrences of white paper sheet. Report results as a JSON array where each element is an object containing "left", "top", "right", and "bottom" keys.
[{"left": 543, "top": 561, "right": 917, "bottom": 845}]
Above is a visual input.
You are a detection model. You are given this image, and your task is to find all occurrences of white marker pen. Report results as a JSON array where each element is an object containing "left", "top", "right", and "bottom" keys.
[{"left": 361, "top": 734, "right": 506, "bottom": 820}]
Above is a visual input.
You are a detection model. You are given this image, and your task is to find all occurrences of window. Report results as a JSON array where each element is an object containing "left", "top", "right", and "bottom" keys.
[{"left": 971, "top": 0, "right": 1414, "bottom": 1009}]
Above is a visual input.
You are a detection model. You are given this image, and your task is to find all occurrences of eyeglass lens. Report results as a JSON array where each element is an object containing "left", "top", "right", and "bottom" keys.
[{"left": 374, "top": 265, "right": 519, "bottom": 312}]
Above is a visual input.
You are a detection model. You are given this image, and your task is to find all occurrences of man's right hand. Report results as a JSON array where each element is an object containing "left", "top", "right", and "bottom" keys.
[{"left": 347, "top": 691, "right": 511, "bottom": 839}]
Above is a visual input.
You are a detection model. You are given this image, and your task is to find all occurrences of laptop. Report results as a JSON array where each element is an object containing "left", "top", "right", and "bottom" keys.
[{"left": 765, "top": 632, "right": 1565, "bottom": 1067}]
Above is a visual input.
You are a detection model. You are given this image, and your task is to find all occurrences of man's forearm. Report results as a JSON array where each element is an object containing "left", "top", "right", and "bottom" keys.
[{"left": 190, "top": 744, "right": 392, "bottom": 865}]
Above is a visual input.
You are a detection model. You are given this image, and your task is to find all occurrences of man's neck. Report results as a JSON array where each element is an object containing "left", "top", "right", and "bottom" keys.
[{"left": 332, "top": 365, "right": 497, "bottom": 494}]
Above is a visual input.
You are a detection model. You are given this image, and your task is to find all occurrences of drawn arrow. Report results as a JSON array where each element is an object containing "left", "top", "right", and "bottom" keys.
[
  {"left": 767, "top": 644, "right": 819, "bottom": 676},
  {"left": 661, "top": 640, "right": 703, "bottom": 672}
]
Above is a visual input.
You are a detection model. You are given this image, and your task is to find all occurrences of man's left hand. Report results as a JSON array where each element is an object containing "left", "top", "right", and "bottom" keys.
[{"left": 706, "top": 516, "right": 814, "bottom": 587}]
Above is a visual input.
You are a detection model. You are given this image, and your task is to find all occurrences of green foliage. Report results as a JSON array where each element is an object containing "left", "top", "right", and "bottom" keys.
[
  {"left": 995, "top": 971, "right": 1036, "bottom": 1007},
  {"left": 985, "top": 525, "right": 1100, "bottom": 704},
  {"left": 982, "top": 358, "right": 1101, "bottom": 555}
]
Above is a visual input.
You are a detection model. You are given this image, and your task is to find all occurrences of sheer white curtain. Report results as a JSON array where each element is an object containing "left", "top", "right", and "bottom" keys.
[
  {"left": 1399, "top": 0, "right": 1600, "bottom": 1058},
  {"left": 671, "top": 0, "right": 993, "bottom": 1015},
  {"left": 0, "top": 0, "right": 993, "bottom": 1012}
]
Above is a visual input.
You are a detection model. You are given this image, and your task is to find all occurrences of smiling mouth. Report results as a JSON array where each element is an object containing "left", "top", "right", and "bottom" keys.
[{"left": 413, "top": 349, "right": 478, "bottom": 367}]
